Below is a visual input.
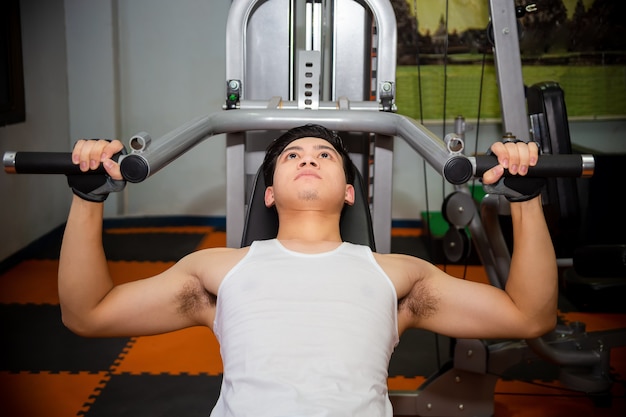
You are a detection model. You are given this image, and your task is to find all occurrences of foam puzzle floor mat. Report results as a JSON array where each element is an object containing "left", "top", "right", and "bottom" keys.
[{"left": 1, "top": 223, "right": 624, "bottom": 416}]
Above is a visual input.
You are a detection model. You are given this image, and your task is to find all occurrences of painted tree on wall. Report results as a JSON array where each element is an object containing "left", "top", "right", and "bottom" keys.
[
  {"left": 517, "top": 0, "right": 569, "bottom": 55},
  {"left": 391, "top": 0, "right": 625, "bottom": 65},
  {"left": 569, "top": 0, "right": 626, "bottom": 54}
]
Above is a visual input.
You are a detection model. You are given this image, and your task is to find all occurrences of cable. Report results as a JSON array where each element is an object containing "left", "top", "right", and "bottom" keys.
[
  {"left": 412, "top": 0, "right": 432, "bottom": 254},
  {"left": 457, "top": 43, "right": 491, "bottom": 282},
  {"left": 412, "top": 0, "right": 443, "bottom": 370}
]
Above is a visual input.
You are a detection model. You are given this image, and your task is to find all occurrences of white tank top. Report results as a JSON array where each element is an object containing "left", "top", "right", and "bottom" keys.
[{"left": 211, "top": 239, "right": 399, "bottom": 417}]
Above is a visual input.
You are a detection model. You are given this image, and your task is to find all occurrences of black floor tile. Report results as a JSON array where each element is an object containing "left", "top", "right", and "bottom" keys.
[
  {"left": 0, "top": 304, "right": 130, "bottom": 372},
  {"left": 102, "top": 233, "right": 206, "bottom": 262},
  {"left": 85, "top": 374, "right": 223, "bottom": 417}
]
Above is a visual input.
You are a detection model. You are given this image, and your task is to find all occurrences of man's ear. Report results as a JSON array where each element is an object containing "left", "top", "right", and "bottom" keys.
[
  {"left": 264, "top": 186, "right": 275, "bottom": 208},
  {"left": 344, "top": 184, "right": 355, "bottom": 206}
]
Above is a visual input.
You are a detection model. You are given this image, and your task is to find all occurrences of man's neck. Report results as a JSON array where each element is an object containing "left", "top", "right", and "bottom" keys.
[{"left": 275, "top": 210, "right": 342, "bottom": 245}]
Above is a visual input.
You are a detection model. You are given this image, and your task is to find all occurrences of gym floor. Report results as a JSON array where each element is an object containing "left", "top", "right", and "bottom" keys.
[{"left": 1, "top": 219, "right": 624, "bottom": 417}]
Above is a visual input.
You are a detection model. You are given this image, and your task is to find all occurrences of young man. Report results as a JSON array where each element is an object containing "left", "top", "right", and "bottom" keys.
[{"left": 60, "top": 124, "right": 556, "bottom": 416}]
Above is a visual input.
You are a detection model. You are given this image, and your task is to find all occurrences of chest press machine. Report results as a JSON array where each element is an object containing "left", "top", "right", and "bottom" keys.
[{"left": 4, "top": 0, "right": 625, "bottom": 415}]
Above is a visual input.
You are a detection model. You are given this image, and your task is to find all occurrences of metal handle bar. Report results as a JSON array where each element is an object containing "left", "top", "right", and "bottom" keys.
[
  {"left": 3, "top": 110, "right": 595, "bottom": 183},
  {"left": 443, "top": 153, "right": 596, "bottom": 185},
  {"left": 6, "top": 149, "right": 597, "bottom": 185},
  {"left": 3, "top": 151, "right": 105, "bottom": 175}
]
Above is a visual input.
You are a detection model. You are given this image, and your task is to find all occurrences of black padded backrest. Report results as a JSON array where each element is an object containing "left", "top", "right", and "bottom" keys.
[
  {"left": 527, "top": 81, "right": 580, "bottom": 256},
  {"left": 240, "top": 161, "right": 376, "bottom": 250}
]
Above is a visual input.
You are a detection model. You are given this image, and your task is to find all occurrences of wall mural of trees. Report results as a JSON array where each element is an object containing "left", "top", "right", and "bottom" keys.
[
  {"left": 392, "top": 0, "right": 625, "bottom": 64},
  {"left": 389, "top": 0, "right": 626, "bottom": 119}
]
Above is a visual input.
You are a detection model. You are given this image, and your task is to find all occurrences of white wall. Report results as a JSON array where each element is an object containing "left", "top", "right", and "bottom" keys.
[
  {"left": 0, "top": 0, "right": 71, "bottom": 261},
  {"left": 64, "top": 0, "right": 121, "bottom": 216},
  {"left": 0, "top": 0, "right": 231, "bottom": 261},
  {"left": 1, "top": 0, "right": 625, "bottom": 261},
  {"left": 116, "top": 0, "right": 230, "bottom": 217}
]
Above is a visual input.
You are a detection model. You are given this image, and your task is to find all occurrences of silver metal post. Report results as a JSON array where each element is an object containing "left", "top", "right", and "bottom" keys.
[{"left": 488, "top": 0, "right": 530, "bottom": 141}]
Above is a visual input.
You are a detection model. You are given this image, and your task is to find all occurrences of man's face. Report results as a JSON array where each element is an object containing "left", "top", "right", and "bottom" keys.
[{"left": 264, "top": 137, "right": 355, "bottom": 211}]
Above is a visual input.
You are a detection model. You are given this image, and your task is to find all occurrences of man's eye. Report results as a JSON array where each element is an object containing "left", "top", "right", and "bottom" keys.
[
  {"left": 286, "top": 153, "right": 297, "bottom": 159},
  {"left": 320, "top": 152, "right": 330, "bottom": 159}
]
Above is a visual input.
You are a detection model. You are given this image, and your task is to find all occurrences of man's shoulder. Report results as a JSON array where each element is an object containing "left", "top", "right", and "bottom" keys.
[
  {"left": 372, "top": 252, "right": 433, "bottom": 285},
  {"left": 193, "top": 246, "right": 250, "bottom": 259},
  {"left": 183, "top": 246, "right": 250, "bottom": 271},
  {"left": 372, "top": 251, "right": 420, "bottom": 264}
]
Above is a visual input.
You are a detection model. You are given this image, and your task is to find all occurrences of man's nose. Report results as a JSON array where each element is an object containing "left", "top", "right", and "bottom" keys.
[{"left": 299, "top": 156, "right": 318, "bottom": 167}]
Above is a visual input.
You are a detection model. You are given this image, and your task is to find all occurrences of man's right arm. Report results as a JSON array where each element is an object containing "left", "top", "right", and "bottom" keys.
[
  {"left": 58, "top": 139, "right": 127, "bottom": 335},
  {"left": 58, "top": 140, "right": 218, "bottom": 337},
  {"left": 58, "top": 194, "right": 221, "bottom": 337},
  {"left": 58, "top": 196, "right": 115, "bottom": 335}
]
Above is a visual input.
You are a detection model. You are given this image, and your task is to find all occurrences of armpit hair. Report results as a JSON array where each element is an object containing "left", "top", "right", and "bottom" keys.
[
  {"left": 177, "top": 279, "right": 216, "bottom": 317},
  {"left": 398, "top": 277, "right": 439, "bottom": 319}
]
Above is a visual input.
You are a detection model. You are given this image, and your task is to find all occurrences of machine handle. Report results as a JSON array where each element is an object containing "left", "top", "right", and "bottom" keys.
[
  {"left": 3, "top": 151, "right": 106, "bottom": 175},
  {"left": 443, "top": 154, "right": 595, "bottom": 185},
  {"left": 4, "top": 151, "right": 597, "bottom": 185}
]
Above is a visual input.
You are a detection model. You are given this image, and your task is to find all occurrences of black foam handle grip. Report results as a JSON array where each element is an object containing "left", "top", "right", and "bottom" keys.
[
  {"left": 3, "top": 149, "right": 142, "bottom": 177},
  {"left": 444, "top": 154, "right": 595, "bottom": 185},
  {"left": 3, "top": 152, "right": 105, "bottom": 175},
  {"left": 4, "top": 151, "right": 151, "bottom": 183},
  {"left": 475, "top": 154, "right": 589, "bottom": 177}
]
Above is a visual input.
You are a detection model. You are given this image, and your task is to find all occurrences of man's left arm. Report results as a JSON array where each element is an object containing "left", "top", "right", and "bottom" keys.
[
  {"left": 504, "top": 196, "right": 558, "bottom": 335},
  {"left": 483, "top": 140, "right": 558, "bottom": 336},
  {"left": 398, "top": 141, "right": 557, "bottom": 339}
]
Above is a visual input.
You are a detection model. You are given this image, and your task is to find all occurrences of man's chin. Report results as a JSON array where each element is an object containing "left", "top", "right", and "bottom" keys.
[{"left": 297, "top": 190, "right": 319, "bottom": 201}]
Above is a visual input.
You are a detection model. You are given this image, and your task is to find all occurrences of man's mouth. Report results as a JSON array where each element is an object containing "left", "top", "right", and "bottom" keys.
[{"left": 295, "top": 171, "right": 321, "bottom": 180}]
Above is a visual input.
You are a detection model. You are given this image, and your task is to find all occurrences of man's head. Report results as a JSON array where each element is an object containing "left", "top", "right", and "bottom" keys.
[{"left": 262, "top": 124, "right": 355, "bottom": 187}]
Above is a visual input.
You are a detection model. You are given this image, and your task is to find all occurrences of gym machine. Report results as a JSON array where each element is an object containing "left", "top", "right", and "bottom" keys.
[{"left": 3, "top": 1, "right": 624, "bottom": 416}]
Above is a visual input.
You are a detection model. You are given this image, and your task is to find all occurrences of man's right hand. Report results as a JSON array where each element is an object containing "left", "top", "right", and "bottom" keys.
[{"left": 67, "top": 139, "right": 126, "bottom": 202}]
